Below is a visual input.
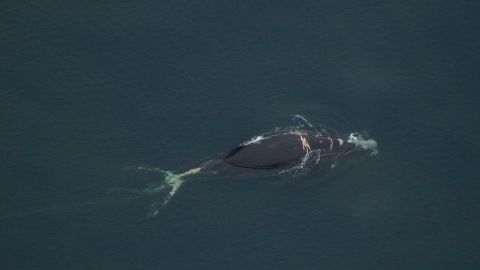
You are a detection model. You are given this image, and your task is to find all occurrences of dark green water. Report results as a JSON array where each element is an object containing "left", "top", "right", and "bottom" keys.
[{"left": 2, "top": 1, "right": 479, "bottom": 269}]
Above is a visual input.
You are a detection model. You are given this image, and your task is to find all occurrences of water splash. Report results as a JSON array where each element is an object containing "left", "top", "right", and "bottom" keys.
[
  {"left": 292, "top": 114, "right": 314, "bottom": 128},
  {"left": 279, "top": 149, "right": 323, "bottom": 177}
]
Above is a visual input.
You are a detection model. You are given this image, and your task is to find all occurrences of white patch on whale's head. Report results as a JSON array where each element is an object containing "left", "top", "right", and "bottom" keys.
[{"left": 347, "top": 133, "right": 379, "bottom": 156}]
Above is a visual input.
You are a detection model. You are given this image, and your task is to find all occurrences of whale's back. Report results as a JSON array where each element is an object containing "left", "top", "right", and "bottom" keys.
[{"left": 224, "top": 134, "right": 306, "bottom": 169}]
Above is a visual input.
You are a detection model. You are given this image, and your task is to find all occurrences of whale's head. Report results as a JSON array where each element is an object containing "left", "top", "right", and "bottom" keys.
[{"left": 336, "top": 132, "right": 378, "bottom": 164}]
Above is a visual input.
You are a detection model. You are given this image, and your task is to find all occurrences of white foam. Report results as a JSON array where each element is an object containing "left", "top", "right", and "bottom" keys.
[
  {"left": 242, "top": 135, "right": 266, "bottom": 145},
  {"left": 242, "top": 130, "right": 308, "bottom": 146}
]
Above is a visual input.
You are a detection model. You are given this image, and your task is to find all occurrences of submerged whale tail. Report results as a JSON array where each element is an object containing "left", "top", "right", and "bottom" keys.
[
  {"left": 136, "top": 166, "right": 202, "bottom": 217},
  {"left": 161, "top": 167, "right": 202, "bottom": 206}
]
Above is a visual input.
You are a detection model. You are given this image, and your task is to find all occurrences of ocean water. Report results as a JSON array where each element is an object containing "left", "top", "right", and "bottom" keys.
[{"left": 2, "top": 1, "right": 480, "bottom": 269}]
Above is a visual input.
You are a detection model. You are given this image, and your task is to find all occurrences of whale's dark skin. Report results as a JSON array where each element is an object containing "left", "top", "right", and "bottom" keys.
[{"left": 224, "top": 133, "right": 343, "bottom": 169}]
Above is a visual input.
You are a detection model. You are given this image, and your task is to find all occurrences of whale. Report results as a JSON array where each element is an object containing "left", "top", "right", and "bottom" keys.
[
  {"left": 137, "top": 121, "right": 378, "bottom": 215},
  {"left": 188, "top": 130, "right": 377, "bottom": 177}
]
